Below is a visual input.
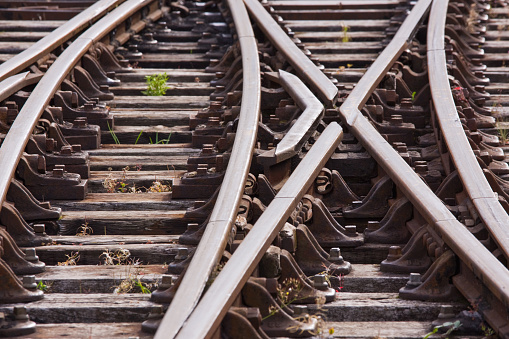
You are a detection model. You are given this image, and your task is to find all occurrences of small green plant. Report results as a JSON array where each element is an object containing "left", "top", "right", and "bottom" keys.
[
  {"left": 107, "top": 121, "right": 120, "bottom": 145},
  {"left": 423, "top": 320, "right": 461, "bottom": 339},
  {"left": 114, "top": 273, "right": 152, "bottom": 294},
  {"left": 482, "top": 323, "right": 495, "bottom": 337},
  {"left": 112, "top": 264, "right": 154, "bottom": 294},
  {"left": 37, "top": 280, "right": 49, "bottom": 292},
  {"left": 341, "top": 23, "right": 351, "bottom": 43},
  {"left": 134, "top": 131, "right": 171, "bottom": 144},
  {"left": 135, "top": 279, "right": 152, "bottom": 294},
  {"left": 149, "top": 132, "right": 171, "bottom": 144},
  {"left": 135, "top": 130, "right": 143, "bottom": 145},
  {"left": 412, "top": 91, "right": 417, "bottom": 101},
  {"left": 142, "top": 72, "right": 169, "bottom": 96}
]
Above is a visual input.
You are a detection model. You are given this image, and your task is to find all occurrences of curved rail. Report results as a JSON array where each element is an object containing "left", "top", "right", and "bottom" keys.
[
  {"left": 427, "top": 0, "right": 509, "bottom": 260},
  {"left": 0, "top": 0, "right": 158, "bottom": 213},
  {"left": 244, "top": 0, "right": 337, "bottom": 105},
  {"left": 153, "top": 0, "right": 261, "bottom": 337},
  {"left": 0, "top": 72, "right": 42, "bottom": 103},
  {"left": 0, "top": 0, "right": 123, "bottom": 82},
  {"left": 253, "top": 0, "right": 509, "bottom": 311},
  {"left": 337, "top": 0, "right": 509, "bottom": 315},
  {"left": 274, "top": 70, "right": 325, "bottom": 161},
  {"left": 177, "top": 121, "right": 343, "bottom": 339}
]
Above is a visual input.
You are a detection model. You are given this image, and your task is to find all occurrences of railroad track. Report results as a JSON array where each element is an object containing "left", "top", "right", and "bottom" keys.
[{"left": 0, "top": 0, "right": 509, "bottom": 338}]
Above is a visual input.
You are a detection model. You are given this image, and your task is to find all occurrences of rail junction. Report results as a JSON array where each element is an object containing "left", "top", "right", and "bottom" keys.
[{"left": 0, "top": 0, "right": 509, "bottom": 338}]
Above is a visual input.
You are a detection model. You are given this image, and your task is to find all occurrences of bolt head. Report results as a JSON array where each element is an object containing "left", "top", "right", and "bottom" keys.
[{"left": 13, "top": 306, "right": 29, "bottom": 321}]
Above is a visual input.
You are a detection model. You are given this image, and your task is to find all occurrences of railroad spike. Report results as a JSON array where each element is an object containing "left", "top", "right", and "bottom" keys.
[
  {"left": 179, "top": 218, "right": 208, "bottom": 246},
  {"left": 94, "top": 42, "right": 127, "bottom": 73},
  {"left": 182, "top": 187, "right": 219, "bottom": 221},
  {"left": 141, "top": 305, "right": 164, "bottom": 334},
  {"left": 151, "top": 270, "right": 184, "bottom": 304},
  {"left": 25, "top": 134, "right": 90, "bottom": 179},
  {"left": 167, "top": 248, "right": 195, "bottom": 275},
  {"left": 61, "top": 78, "right": 108, "bottom": 109}
]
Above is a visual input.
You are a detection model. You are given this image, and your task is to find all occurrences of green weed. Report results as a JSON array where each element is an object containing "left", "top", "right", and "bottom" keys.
[
  {"left": 142, "top": 72, "right": 169, "bottom": 96},
  {"left": 107, "top": 121, "right": 120, "bottom": 145},
  {"left": 37, "top": 280, "right": 49, "bottom": 292},
  {"left": 149, "top": 132, "right": 171, "bottom": 144},
  {"left": 423, "top": 320, "right": 461, "bottom": 339},
  {"left": 341, "top": 23, "right": 351, "bottom": 43}
]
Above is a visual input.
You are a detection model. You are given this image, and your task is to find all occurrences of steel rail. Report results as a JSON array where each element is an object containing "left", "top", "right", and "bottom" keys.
[
  {"left": 0, "top": 0, "right": 123, "bottom": 82},
  {"left": 231, "top": 0, "right": 509, "bottom": 315},
  {"left": 335, "top": 0, "right": 509, "bottom": 311},
  {"left": 273, "top": 70, "right": 324, "bottom": 162},
  {"left": 0, "top": 72, "right": 42, "bottom": 103},
  {"left": 244, "top": 0, "right": 337, "bottom": 105},
  {"left": 153, "top": 0, "right": 261, "bottom": 337},
  {"left": 266, "top": 0, "right": 404, "bottom": 9},
  {"left": 427, "top": 0, "right": 509, "bottom": 261},
  {"left": 0, "top": 0, "right": 158, "bottom": 215},
  {"left": 177, "top": 121, "right": 343, "bottom": 339}
]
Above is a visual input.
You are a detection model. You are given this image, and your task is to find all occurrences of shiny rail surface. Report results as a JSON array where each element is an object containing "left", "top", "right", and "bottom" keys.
[
  {"left": 176, "top": 66, "right": 343, "bottom": 337},
  {"left": 244, "top": 0, "right": 337, "bottom": 105},
  {"left": 336, "top": 0, "right": 509, "bottom": 328},
  {"left": 0, "top": 0, "right": 159, "bottom": 215},
  {"left": 178, "top": 122, "right": 342, "bottom": 339},
  {"left": 3, "top": 0, "right": 509, "bottom": 337},
  {"left": 427, "top": 0, "right": 509, "bottom": 333},
  {"left": 154, "top": 0, "right": 261, "bottom": 337},
  {"left": 0, "top": 72, "right": 42, "bottom": 102},
  {"left": 0, "top": 0, "right": 123, "bottom": 82},
  {"left": 161, "top": 0, "right": 509, "bottom": 337},
  {"left": 428, "top": 0, "right": 509, "bottom": 258}
]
